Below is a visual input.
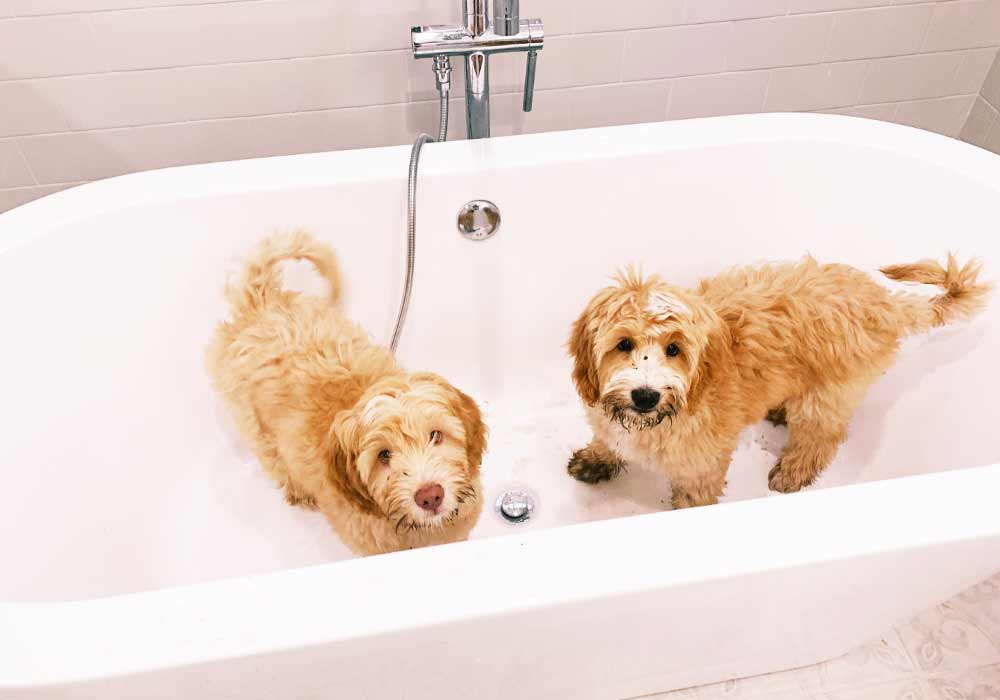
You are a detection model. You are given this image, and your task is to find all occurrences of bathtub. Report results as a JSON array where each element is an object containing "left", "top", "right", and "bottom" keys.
[{"left": 1, "top": 113, "right": 999, "bottom": 699}]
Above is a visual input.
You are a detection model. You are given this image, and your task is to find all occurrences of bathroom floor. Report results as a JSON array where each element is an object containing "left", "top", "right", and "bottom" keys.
[{"left": 633, "top": 570, "right": 1000, "bottom": 700}]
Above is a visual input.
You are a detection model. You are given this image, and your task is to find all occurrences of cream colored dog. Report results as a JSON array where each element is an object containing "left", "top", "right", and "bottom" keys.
[
  {"left": 567, "top": 255, "right": 991, "bottom": 509},
  {"left": 207, "top": 232, "right": 486, "bottom": 555}
]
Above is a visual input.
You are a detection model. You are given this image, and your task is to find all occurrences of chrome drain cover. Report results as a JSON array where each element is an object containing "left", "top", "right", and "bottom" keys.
[
  {"left": 457, "top": 199, "right": 500, "bottom": 241},
  {"left": 495, "top": 488, "right": 536, "bottom": 524}
]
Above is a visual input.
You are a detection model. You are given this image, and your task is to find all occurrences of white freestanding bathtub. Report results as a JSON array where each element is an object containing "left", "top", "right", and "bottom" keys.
[{"left": 1, "top": 114, "right": 999, "bottom": 699}]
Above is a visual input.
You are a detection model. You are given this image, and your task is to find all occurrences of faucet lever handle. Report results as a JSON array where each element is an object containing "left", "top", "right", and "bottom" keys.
[{"left": 522, "top": 48, "right": 538, "bottom": 112}]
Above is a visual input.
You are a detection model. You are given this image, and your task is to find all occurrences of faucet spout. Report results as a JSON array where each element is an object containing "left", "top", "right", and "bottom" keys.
[{"left": 465, "top": 52, "right": 490, "bottom": 139}]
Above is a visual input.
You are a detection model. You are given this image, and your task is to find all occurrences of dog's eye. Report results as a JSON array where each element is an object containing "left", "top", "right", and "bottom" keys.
[
  {"left": 665, "top": 343, "right": 681, "bottom": 357},
  {"left": 430, "top": 430, "right": 443, "bottom": 446},
  {"left": 616, "top": 338, "right": 634, "bottom": 352},
  {"left": 377, "top": 449, "right": 391, "bottom": 465}
]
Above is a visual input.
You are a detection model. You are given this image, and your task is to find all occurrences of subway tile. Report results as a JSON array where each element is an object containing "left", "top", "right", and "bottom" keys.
[
  {"left": 859, "top": 51, "right": 968, "bottom": 103},
  {"left": 88, "top": 1, "right": 352, "bottom": 72},
  {"left": 492, "top": 89, "right": 572, "bottom": 136},
  {"left": 981, "top": 50, "right": 1000, "bottom": 111},
  {"left": 568, "top": 80, "right": 670, "bottom": 129},
  {"left": 524, "top": 0, "right": 573, "bottom": 36},
  {"left": 0, "top": 81, "right": 71, "bottom": 137},
  {"left": 828, "top": 102, "right": 899, "bottom": 120},
  {"left": 623, "top": 23, "right": 731, "bottom": 81},
  {"left": 955, "top": 48, "right": 999, "bottom": 94},
  {"left": 345, "top": 0, "right": 452, "bottom": 53},
  {"left": 986, "top": 118, "right": 1000, "bottom": 154},
  {"left": 0, "top": 140, "right": 36, "bottom": 188},
  {"left": 766, "top": 61, "right": 869, "bottom": 111},
  {"left": 0, "top": 14, "right": 105, "bottom": 79},
  {"left": 300, "top": 51, "right": 411, "bottom": 111},
  {"left": 0, "top": 1, "right": 248, "bottom": 17},
  {"left": 244, "top": 103, "right": 421, "bottom": 159},
  {"left": 788, "top": 0, "right": 890, "bottom": 12},
  {"left": 534, "top": 34, "right": 624, "bottom": 90},
  {"left": 0, "top": 183, "right": 77, "bottom": 214},
  {"left": 18, "top": 119, "right": 250, "bottom": 184},
  {"left": 28, "top": 61, "right": 306, "bottom": 132},
  {"left": 825, "top": 4, "right": 934, "bottom": 62},
  {"left": 685, "top": 0, "right": 789, "bottom": 23},
  {"left": 960, "top": 97, "right": 998, "bottom": 148},
  {"left": 668, "top": 70, "right": 770, "bottom": 119},
  {"left": 728, "top": 14, "right": 834, "bottom": 71},
  {"left": 893, "top": 94, "right": 976, "bottom": 137},
  {"left": 923, "top": 0, "right": 1000, "bottom": 52},
  {"left": 573, "top": 0, "right": 684, "bottom": 33}
]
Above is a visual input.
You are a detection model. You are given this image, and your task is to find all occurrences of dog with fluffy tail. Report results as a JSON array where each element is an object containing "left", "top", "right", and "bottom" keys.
[
  {"left": 207, "top": 231, "right": 487, "bottom": 555},
  {"left": 566, "top": 252, "right": 991, "bottom": 509}
]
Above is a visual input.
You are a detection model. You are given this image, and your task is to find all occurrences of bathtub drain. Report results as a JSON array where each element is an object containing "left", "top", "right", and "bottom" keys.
[{"left": 495, "top": 489, "right": 536, "bottom": 524}]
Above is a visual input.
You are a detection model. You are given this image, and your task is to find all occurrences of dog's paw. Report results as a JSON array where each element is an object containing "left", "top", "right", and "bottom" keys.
[
  {"left": 765, "top": 406, "right": 787, "bottom": 426},
  {"left": 567, "top": 450, "right": 622, "bottom": 484},
  {"left": 767, "top": 461, "right": 808, "bottom": 493},
  {"left": 285, "top": 490, "right": 319, "bottom": 510}
]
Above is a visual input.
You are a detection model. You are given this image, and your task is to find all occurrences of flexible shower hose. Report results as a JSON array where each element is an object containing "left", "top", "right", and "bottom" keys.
[{"left": 389, "top": 79, "right": 450, "bottom": 354}]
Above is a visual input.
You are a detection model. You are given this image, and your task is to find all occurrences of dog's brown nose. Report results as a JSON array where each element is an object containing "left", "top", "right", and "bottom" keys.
[{"left": 414, "top": 483, "right": 444, "bottom": 512}]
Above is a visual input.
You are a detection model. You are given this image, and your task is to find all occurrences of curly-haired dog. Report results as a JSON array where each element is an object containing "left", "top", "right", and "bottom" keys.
[
  {"left": 567, "top": 255, "right": 991, "bottom": 509},
  {"left": 207, "top": 232, "right": 487, "bottom": 555}
]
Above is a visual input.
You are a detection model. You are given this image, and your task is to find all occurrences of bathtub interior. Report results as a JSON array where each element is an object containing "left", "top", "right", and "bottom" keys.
[{"left": 1, "top": 125, "right": 998, "bottom": 603}]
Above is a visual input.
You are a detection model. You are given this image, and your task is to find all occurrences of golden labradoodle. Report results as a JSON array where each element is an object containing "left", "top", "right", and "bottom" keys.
[
  {"left": 207, "top": 232, "right": 487, "bottom": 555},
  {"left": 567, "top": 255, "right": 991, "bottom": 509}
]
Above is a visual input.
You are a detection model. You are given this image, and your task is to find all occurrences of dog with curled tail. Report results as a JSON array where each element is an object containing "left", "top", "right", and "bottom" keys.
[
  {"left": 567, "top": 255, "right": 991, "bottom": 509},
  {"left": 207, "top": 232, "right": 486, "bottom": 555}
]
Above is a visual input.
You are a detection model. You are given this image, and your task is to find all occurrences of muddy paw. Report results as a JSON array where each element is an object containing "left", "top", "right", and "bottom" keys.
[
  {"left": 765, "top": 406, "right": 787, "bottom": 426},
  {"left": 767, "top": 462, "right": 807, "bottom": 493},
  {"left": 285, "top": 490, "right": 319, "bottom": 510},
  {"left": 567, "top": 451, "right": 622, "bottom": 484}
]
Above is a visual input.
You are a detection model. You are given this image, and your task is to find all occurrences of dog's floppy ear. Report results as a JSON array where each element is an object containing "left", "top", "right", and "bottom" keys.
[
  {"left": 327, "top": 410, "right": 381, "bottom": 515},
  {"left": 413, "top": 373, "right": 488, "bottom": 474},
  {"left": 568, "top": 291, "right": 608, "bottom": 406},
  {"left": 686, "top": 304, "right": 734, "bottom": 409}
]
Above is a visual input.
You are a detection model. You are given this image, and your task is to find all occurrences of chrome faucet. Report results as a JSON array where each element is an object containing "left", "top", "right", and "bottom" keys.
[{"left": 412, "top": 0, "right": 543, "bottom": 139}]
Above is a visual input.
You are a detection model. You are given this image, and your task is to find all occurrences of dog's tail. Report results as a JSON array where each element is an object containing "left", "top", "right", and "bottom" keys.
[
  {"left": 880, "top": 253, "right": 992, "bottom": 333},
  {"left": 225, "top": 231, "right": 342, "bottom": 318}
]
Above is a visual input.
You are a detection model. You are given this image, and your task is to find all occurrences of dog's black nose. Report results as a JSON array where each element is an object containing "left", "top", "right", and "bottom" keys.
[{"left": 631, "top": 387, "right": 661, "bottom": 412}]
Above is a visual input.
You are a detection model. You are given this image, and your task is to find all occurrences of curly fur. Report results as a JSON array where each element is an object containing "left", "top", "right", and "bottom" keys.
[
  {"left": 568, "top": 254, "right": 991, "bottom": 508},
  {"left": 206, "top": 232, "right": 487, "bottom": 555}
]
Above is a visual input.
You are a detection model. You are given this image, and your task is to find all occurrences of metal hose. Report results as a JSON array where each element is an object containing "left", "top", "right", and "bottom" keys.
[{"left": 389, "top": 62, "right": 450, "bottom": 354}]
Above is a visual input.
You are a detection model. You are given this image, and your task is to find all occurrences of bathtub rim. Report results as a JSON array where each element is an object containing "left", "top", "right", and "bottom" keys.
[
  {"left": 2, "top": 462, "right": 1000, "bottom": 688},
  {"left": 2, "top": 113, "right": 1000, "bottom": 258}
]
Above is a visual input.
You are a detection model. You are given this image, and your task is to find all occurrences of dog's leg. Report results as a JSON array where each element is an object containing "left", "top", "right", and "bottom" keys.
[
  {"left": 567, "top": 438, "right": 626, "bottom": 484},
  {"left": 768, "top": 381, "right": 868, "bottom": 493},
  {"left": 670, "top": 450, "right": 731, "bottom": 509}
]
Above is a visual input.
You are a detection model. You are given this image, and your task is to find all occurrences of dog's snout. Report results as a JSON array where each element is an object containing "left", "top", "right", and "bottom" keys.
[
  {"left": 414, "top": 483, "right": 445, "bottom": 512},
  {"left": 631, "top": 387, "right": 661, "bottom": 412}
]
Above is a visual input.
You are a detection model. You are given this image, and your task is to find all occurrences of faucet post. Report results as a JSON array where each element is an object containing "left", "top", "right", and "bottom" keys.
[
  {"left": 494, "top": 0, "right": 519, "bottom": 36},
  {"left": 411, "top": 0, "right": 542, "bottom": 139}
]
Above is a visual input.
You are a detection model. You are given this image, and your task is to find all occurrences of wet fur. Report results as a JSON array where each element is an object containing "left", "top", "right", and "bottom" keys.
[
  {"left": 568, "top": 255, "right": 991, "bottom": 509},
  {"left": 206, "top": 232, "right": 487, "bottom": 555}
]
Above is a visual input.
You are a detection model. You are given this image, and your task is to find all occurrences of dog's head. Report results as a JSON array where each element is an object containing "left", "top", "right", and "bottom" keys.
[
  {"left": 328, "top": 373, "right": 486, "bottom": 533},
  {"left": 569, "top": 268, "right": 730, "bottom": 432}
]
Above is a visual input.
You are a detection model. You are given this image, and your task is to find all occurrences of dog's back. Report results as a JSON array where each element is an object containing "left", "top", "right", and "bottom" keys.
[
  {"left": 206, "top": 232, "right": 395, "bottom": 507},
  {"left": 697, "top": 255, "right": 990, "bottom": 399}
]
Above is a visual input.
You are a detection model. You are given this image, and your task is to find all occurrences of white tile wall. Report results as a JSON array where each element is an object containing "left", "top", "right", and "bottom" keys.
[
  {"left": 960, "top": 48, "right": 1000, "bottom": 152},
  {"left": 2, "top": 0, "right": 999, "bottom": 212}
]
